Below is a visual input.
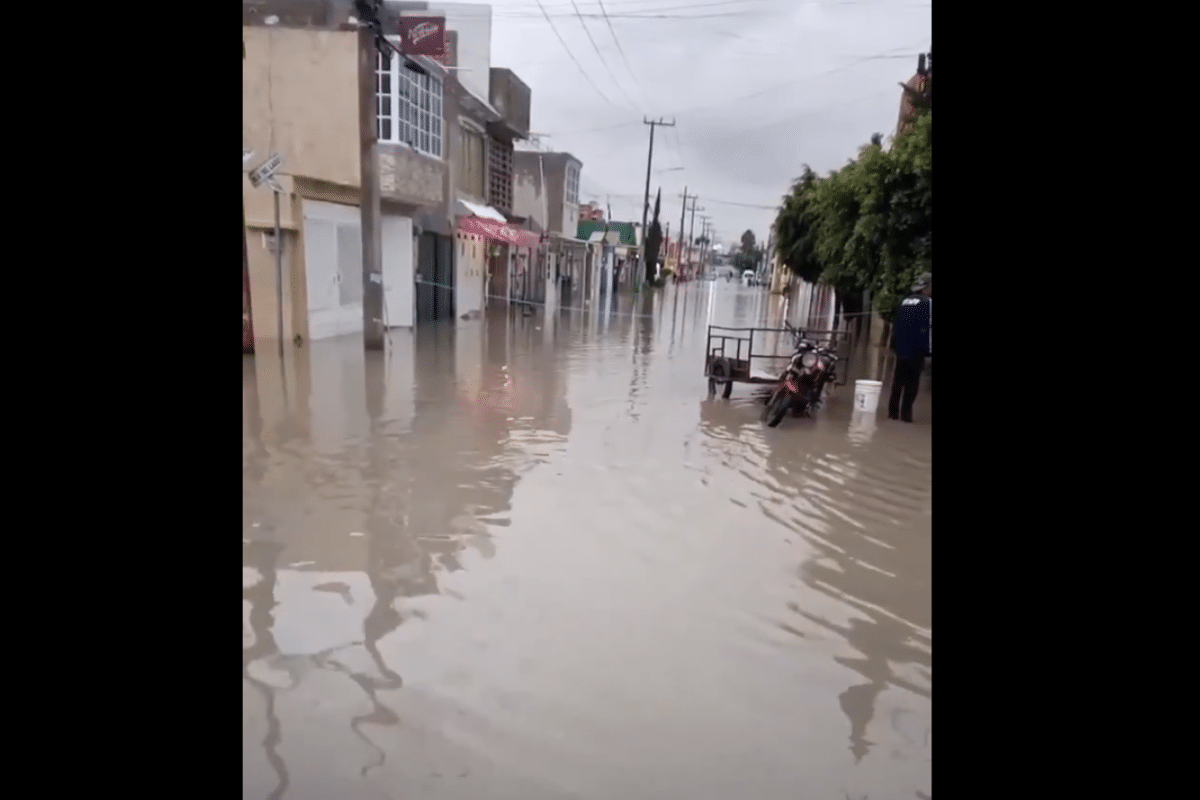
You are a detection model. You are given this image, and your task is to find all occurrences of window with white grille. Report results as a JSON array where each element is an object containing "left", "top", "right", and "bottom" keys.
[
  {"left": 457, "top": 127, "right": 485, "bottom": 198},
  {"left": 488, "top": 138, "right": 514, "bottom": 211},
  {"left": 376, "top": 52, "right": 444, "bottom": 159},
  {"left": 565, "top": 162, "right": 580, "bottom": 206}
]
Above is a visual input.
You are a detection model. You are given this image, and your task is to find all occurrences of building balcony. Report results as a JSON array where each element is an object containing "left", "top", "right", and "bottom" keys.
[
  {"left": 379, "top": 144, "right": 445, "bottom": 209},
  {"left": 487, "top": 68, "right": 531, "bottom": 141}
]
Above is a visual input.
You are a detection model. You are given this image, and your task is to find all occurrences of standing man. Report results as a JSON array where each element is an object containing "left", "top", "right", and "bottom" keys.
[{"left": 888, "top": 272, "right": 932, "bottom": 422}]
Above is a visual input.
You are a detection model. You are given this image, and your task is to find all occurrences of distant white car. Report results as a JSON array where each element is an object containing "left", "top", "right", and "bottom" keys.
[{"left": 741, "top": 270, "right": 756, "bottom": 286}]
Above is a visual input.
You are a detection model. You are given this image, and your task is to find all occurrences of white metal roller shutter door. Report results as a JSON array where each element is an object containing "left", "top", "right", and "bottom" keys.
[{"left": 303, "top": 200, "right": 363, "bottom": 341}]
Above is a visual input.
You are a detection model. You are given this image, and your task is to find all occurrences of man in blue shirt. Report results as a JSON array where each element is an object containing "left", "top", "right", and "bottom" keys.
[{"left": 888, "top": 272, "right": 932, "bottom": 422}]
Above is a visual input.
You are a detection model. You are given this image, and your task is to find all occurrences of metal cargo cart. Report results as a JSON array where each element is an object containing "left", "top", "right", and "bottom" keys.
[{"left": 704, "top": 324, "right": 854, "bottom": 398}]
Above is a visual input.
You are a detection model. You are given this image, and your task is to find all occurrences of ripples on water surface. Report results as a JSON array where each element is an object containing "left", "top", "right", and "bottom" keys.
[{"left": 244, "top": 283, "right": 931, "bottom": 800}]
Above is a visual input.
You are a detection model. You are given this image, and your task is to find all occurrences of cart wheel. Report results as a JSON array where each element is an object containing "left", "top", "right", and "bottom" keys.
[{"left": 709, "top": 357, "right": 733, "bottom": 399}]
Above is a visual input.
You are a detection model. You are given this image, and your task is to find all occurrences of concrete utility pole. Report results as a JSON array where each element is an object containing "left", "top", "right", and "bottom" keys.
[
  {"left": 698, "top": 216, "right": 712, "bottom": 276},
  {"left": 678, "top": 186, "right": 688, "bottom": 272},
  {"left": 638, "top": 117, "right": 675, "bottom": 287},
  {"left": 357, "top": 6, "right": 386, "bottom": 351},
  {"left": 686, "top": 198, "right": 702, "bottom": 274}
]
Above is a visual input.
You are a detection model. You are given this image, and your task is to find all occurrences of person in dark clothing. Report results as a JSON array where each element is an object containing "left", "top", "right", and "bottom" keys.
[{"left": 888, "top": 272, "right": 932, "bottom": 422}]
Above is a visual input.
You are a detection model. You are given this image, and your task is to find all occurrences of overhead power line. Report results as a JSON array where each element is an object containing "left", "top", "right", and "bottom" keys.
[
  {"left": 532, "top": 0, "right": 616, "bottom": 106},
  {"left": 597, "top": 0, "right": 654, "bottom": 109},
  {"left": 532, "top": 43, "right": 927, "bottom": 140},
  {"left": 703, "top": 198, "right": 780, "bottom": 210},
  {"left": 661, "top": 44, "right": 930, "bottom": 118},
  {"left": 685, "top": 87, "right": 896, "bottom": 145},
  {"left": 567, "top": 0, "right": 641, "bottom": 109}
]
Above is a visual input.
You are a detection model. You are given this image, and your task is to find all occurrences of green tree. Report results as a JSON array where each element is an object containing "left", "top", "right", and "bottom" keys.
[
  {"left": 773, "top": 165, "right": 824, "bottom": 285},
  {"left": 643, "top": 187, "right": 664, "bottom": 285},
  {"left": 772, "top": 110, "right": 931, "bottom": 322},
  {"left": 733, "top": 247, "right": 760, "bottom": 272},
  {"left": 740, "top": 229, "right": 757, "bottom": 253},
  {"left": 869, "top": 110, "right": 931, "bottom": 320}
]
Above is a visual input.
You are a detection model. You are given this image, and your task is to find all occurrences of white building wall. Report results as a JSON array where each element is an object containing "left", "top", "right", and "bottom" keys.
[
  {"left": 562, "top": 201, "right": 577, "bottom": 239},
  {"left": 513, "top": 170, "right": 543, "bottom": 227},
  {"left": 428, "top": 3, "right": 492, "bottom": 104}
]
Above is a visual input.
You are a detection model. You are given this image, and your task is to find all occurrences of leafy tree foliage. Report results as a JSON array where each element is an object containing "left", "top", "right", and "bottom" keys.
[
  {"left": 740, "top": 229, "right": 757, "bottom": 253},
  {"left": 644, "top": 187, "right": 664, "bottom": 284},
  {"left": 734, "top": 246, "right": 761, "bottom": 272},
  {"left": 772, "top": 110, "right": 931, "bottom": 321}
]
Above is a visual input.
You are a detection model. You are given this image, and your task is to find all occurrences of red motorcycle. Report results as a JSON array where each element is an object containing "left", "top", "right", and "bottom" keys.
[{"left": 762, "top": 330, "right": 839, "bottom": 427}]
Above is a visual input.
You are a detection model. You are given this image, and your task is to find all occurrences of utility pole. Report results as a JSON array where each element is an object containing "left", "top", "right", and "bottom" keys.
[
  {"left": 353, "top": 1, "right": 428, "bottom": 351},
  {"left": 357, "top": 6, "right": 385, "bottom": 351},
  {"left": 687, "top": 199, "right": 702, "bottom": 276},
  {"left": 639, "top": 117, "right": 675, "bottom": 287},
  {"left": 698, "top": 215, "right": 712, "bottom": 277},
  {"left": 677, "top": 186, "right": 687, "bottom": 274}
]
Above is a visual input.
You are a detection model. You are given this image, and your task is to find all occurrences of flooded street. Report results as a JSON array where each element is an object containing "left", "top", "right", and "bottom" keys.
[{"left": 243, "top": 282, "right": 931, "bottom": 800}]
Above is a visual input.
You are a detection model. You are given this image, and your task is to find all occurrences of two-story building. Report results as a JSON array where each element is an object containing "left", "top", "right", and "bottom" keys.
[
  {"left": 241, "top": 1, "right": 534, "bottom": 352},
  {"left": 512, "top": 150, "right": 592, "bottom": 308},
  {"left": 396, "top": 2, "right": 538, "bottom": 324},
  {"left": 243, "top": 2, "right": 448, "bottom": 347}
]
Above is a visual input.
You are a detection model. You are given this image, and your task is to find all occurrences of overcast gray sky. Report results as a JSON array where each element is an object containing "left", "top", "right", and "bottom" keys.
[{"left": 487, "top": 0, "right": 931, "bottom": 245}]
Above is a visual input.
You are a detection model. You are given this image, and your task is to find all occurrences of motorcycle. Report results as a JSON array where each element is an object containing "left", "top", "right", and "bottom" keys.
[{"left": 762, "top": 329, "right": 839, "bottom": 427}]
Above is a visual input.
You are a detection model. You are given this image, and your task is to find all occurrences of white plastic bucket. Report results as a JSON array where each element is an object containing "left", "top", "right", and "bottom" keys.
[
  {"left": 853, "top": 380, "right": 884, "bottom": 414},
  {"left": 848, "top": 410, "right": 877, "bottom": 442}
]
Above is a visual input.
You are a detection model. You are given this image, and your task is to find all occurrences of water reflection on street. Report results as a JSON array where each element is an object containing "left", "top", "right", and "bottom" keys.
[{"left": 243, "top": 281, "right": 931, "bottom": 800}]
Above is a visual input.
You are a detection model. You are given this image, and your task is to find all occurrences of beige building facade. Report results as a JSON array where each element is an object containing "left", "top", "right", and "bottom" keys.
[
  {"left": 243, "top": 4, "right": 448, "bottom": 350},
  {"left": 243, "top": 2, "right": 534, "bottom": 351}
]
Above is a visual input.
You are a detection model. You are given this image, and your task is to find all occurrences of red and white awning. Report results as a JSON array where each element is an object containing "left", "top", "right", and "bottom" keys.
[
  {"left": 457, "top": 215, "right": 540, "bottom": 248},
  {"left": 456, "top": 199, "right": 540, "bottom": 247}
]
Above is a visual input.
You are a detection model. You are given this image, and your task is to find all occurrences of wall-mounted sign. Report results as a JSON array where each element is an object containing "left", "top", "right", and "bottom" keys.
[
  {"left": 248, "top": 152, "right": 284, "bottom": 188},
  {"left": 398, "top": 16, "right": 446, "bottom": 57}
]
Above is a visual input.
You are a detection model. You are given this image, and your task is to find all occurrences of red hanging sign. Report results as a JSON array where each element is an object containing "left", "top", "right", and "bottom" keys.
[{"left": 398, "top": 17, "right": 447, "bottom": 58}]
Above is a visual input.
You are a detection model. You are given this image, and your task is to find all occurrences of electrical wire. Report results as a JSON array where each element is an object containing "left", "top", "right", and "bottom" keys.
[
  {"left": 703, "top": 198, "right": 781, "bottom": 210},
  {"left": 684, "top": 87, "right": 896, "bottom": 144},
  {"left": 596, "top": 0, "right": 655, "bottom": 109},
  {"left": 535, "top": 43, "right": 927, "bottom": 142},
  {"left": 567, "top": 0, "right": 642, "bottom": 109},
  {"left": 661, "top": 45, "right": 929, "bottom": 119},
  {"left": 532, "top": 0, "right": 617, "bottom": 106},
  {"left": 542, "top": 120, "right": 645, "bottom": 135}
]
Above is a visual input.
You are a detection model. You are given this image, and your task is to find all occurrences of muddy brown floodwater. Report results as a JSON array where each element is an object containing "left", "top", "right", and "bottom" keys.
[{"left": 243, "top": 282, "right": 931, "bottom": 800}]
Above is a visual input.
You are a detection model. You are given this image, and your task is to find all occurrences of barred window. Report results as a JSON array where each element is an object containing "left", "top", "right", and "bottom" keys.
[
  {"left": 376, "top": 52, "right": 444, "bottom": 159},
  {"left": 565, "top": 162, "right": 580, "bottom": 206}
]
